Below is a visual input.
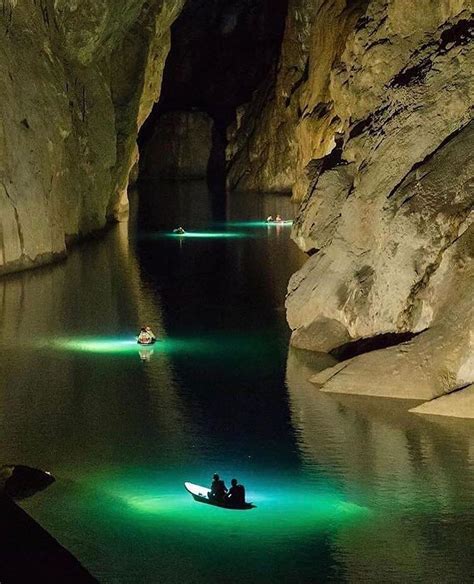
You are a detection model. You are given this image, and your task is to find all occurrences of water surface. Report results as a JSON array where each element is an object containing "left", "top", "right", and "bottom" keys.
[{"left": 0, "top": 182, "right": 473, "bottom": 583}]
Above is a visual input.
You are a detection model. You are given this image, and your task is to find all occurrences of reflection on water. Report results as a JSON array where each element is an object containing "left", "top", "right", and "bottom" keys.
[
  {"left": 0, "top": 181, "right": 472, "bottom": 583},
  {"left": 287, "top": 348, "right": 474, "bottom": 583}
]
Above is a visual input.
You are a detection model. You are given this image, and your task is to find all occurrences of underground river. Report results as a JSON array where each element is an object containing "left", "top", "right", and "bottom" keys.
[{"left": 0, "top": 183, "right": 473, "bottom": 583}]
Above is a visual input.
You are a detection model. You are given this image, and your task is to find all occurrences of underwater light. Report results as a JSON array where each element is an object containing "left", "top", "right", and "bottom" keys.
[
  {"left": 50, "top": 337, "right": 151, "bottom": 355},
  {"left": 166, "top": 231, "right": 247, "bottom": 239}
]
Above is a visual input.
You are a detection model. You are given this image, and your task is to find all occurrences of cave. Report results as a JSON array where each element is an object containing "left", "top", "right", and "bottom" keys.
[
  {"left": 138, "top": 0, "right": 288, "bottom": 188},
  {"left": 0, "top": 1, "right": 473, "bottom": 582}
]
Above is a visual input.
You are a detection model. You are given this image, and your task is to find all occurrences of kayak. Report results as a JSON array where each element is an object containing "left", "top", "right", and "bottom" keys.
[
  {"left": 137, "top": 338, "right": 156, "bottom": 345},
  {"left": 266, "top": 220, "right": 293, "bottom": 225},
  {"left": 184, "top": 482, "right": 255, "bottom": 510}
]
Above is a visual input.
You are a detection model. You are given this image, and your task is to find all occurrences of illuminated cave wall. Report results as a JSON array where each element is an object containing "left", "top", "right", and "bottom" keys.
[
  {"left": 225, "top": 0, "right": 473, "bottom": 403},
  {"left": 0, "top": 0, "right": 184, "bottom": 275}
]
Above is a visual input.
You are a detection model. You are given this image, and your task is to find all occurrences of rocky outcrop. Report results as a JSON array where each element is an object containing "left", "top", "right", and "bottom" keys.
[
  {"left": 288, "top": 1, "right": 474, "bottom": 401},
  {"left": 141, "top": 111, "right": 214, "bottom": 179},
  {"left": 0, "top": 0, "right": 183, "bottom": 276},
  {"left": 0, "top": 465, "right": 55, "bottom": 500},
  {"left": 228, "top": 0, "right": 473, "bottom": 403},
  {"left": 0, "top": 495, "right": 97, "bottom": 582}
]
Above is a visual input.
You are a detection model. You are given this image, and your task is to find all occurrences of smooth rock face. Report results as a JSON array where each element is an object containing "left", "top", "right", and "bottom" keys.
[
  {"left": 141, "top": 111, "right": 214, "bottom": 179},
  {"left": 410, "top": 385, "right": 474, "bottom": 418},
  {"left": 0, "top": 0, "right": 184, "bottom": 275}
]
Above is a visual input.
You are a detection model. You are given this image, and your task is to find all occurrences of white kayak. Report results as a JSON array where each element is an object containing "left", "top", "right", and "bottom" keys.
[{"left": 184, "top": 482, "right": 255, "bottom": 510}]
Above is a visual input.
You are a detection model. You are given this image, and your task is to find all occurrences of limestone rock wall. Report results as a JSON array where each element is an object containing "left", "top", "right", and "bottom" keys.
[
  {"left": 0, "top": 0, "right": 183, "bottom": 275},
  {"left": 141, "top": 111, "right": 214, "bottom": 179},
  {"left": 228, "top": 0, "right": 473, "bottom": 401},
  {"left": 226, "top": 0, "right": 368, "bottom": 196}
]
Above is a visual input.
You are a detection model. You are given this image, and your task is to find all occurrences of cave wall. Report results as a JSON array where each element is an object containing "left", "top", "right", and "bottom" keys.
[
  {"left": 141, "top": 111, "right": 214, "bottom": 179},
  {"left": 138, "top": 0, "right": 288, "bottom": 183},
  {"left": 226, "top": 0, "right": 367, "bottom": 195},
  {"left": 0, "top": 0, "right": 184, "bottom": 275},
  {"left": 228, "top": 0, "right": 473, "bottom": 401}
]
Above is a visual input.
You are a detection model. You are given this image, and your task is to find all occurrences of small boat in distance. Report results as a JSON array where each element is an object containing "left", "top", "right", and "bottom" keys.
[
  {"left": 265, "top": 215, "right": 293, "bottom": 225},
  {"left": 137, "top": 326, "right": 157, "bottom": 345},
  {"left": 184, "top": 482, "right": 255, "bottom": 510}
]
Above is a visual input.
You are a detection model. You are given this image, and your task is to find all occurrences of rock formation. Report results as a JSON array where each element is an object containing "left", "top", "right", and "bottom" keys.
[
  {"left": 141, "top": 111, "right": 214, "bottom": 179},
  {"left": 0, "top": 465, "right": 55, "bottom": 500},
  {"left": 410, "top": 384, "right": 474, "bottom": 418},
  {"left": 228, "top": 0, "right": 473, "bottom": 407},
  {"left": 0, "top": 0, "right": 184, "bottom": 275}
]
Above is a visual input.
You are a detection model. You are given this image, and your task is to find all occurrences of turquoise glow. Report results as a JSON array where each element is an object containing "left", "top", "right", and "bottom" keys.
[
  {"left": 164, "top": 231, "right": 248, "bottom": 239},
  {"left": 91, "top": 471, "right": 372, "bottom": 536},
  {"left": 46, "top": 337, "right": 158, "bottom": 355},
  {"left": 39, "top": 333, "right": 276, "bottom": 359}
]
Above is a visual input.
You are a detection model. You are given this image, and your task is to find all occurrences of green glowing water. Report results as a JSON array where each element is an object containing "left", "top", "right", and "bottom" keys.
[
  {"left": 0, "top": 187, "right": 473, "bottom": 583},
  {"left": 167, "top": 231, "right": 248, "bottom": 239},
  {"left": 144, "top": 231, "right": 248, "bottom": 240}
]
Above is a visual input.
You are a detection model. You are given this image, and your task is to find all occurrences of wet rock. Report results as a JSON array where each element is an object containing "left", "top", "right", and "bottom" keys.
[
  {"left": 0, "top": 495, "right": 97, "bottom": 582},
  {"left": 141, "top": 111, "right": 214, "bottom": 179},
  {"left": 0, "top": 465, "right": 55, "bottom": 500}
]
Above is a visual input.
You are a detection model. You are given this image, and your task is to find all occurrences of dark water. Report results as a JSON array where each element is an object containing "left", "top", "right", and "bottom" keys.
[{"left": 0, "top": 182, "right": 473, "bottom": 583}]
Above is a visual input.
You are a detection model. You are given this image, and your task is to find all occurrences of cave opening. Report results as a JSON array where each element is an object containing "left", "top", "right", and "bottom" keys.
[{"left": 137, "top": 0, "right": 288, "bottom": 192}]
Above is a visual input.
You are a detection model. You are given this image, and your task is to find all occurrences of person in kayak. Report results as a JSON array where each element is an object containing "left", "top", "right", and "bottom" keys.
[
  {"left": 275, "top": 214, "right": 283, "bottom": 222},
  {"left": 226, "top": 478, "right": 245, "bottom": 506},
  {"left": 266, "top": 215, "right": 274, "bottom": 223},
  {"left": 137, "top": 326, "right": 156, "bottom": 345},
  {"left": 173, "top": 226, "right": 186, "bottom": 234},
  {"left": 145, "top": 326, "right": 156, "bottom": 340},
  {"left": 208, "top": 473, "right": 227, "bottom": 502}
]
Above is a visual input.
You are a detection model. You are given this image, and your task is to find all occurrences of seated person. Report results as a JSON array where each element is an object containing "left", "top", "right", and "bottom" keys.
[
  {"left": 145, "top": 326, "right": 156, "bottom": 341},
  {"left": 173, "top": 226, "right": 186, "bottom": 234},
  {"left": 275, "top": 214, "right": 283, "bottom": 222},
  {"left": 208, "top": 473, "right": 227, "bottom": 502},
  {"left": 226, "top": 478, "right": 245, "bottom": 506},
  {"left": 137, "top": 327, "right": 154, "bottom": 345},
  {"left": 266, "top": 215, "right": 274, "bottom": 223}
]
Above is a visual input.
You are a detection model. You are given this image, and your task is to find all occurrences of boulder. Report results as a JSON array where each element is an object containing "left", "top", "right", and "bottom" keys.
[
  {"left": 410, "top": 385, "right": 474, "bottom": 418},
  {"left": 0, "top": 465, "right": 55, "bottom": 500}
]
